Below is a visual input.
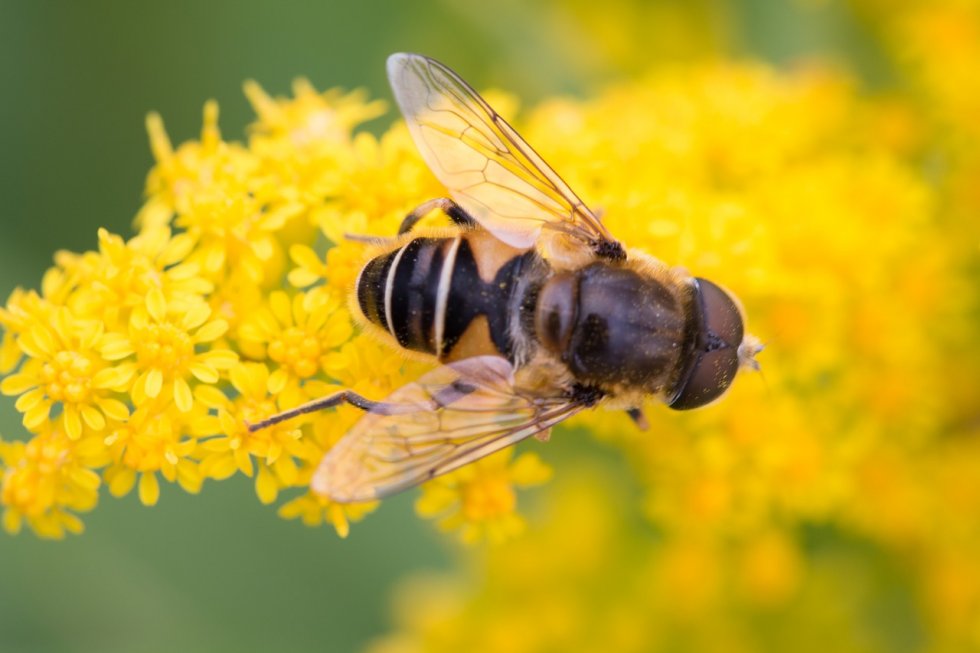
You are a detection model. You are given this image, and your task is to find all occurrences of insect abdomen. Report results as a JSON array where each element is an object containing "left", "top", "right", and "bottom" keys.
[{"left": 355, "top": 235, "right": 532, "bottom": 361}]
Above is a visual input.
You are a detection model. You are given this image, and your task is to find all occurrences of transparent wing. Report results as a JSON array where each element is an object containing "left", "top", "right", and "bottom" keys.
[
  {"left": 311, "top": 356, "right": 587, "bottom": 503},
  {"left": 387, "top": 52, "right": 618, "bottom": 251}
]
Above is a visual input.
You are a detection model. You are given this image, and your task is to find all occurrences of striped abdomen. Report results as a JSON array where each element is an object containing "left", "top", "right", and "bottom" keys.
[{"left": 355, "top": 233, "right": 534, "bottom": 361}]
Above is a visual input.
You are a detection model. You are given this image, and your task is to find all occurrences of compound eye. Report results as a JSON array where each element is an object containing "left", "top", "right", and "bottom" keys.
[
  {"left": 699, "top": 278, "right": 744, "bottom": 349},
  {"left": 668, "top": 348, "right": 739, "bottom": 410},
  {"left": 668, "top": 278, "right": 745, "bottom": 410}
]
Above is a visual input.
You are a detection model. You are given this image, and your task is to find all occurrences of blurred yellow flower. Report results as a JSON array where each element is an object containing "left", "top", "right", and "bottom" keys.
[
  {"left": 0, "top": 423, "right": 107, "bottom": 537},
  {"left": 415, "top": 449, "right": 552, "bottom": 545}
]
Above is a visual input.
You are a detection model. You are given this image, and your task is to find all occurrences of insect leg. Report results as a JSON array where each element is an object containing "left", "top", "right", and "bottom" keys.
[
  {"left": 398, "top": 197, "right": 476, "bottom": 234},
  {"left": 626, "top": 407, "right": 649, "bottom": 431},
  {"left": 246, "top": 390, "right": 410, "bottom": 432},
  {"left": 344, "top": 233, "right": 400, "bottom": 246}
]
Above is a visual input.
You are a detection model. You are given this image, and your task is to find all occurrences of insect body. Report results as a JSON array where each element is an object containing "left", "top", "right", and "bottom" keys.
[{"left": 249, "top": 53, "right": 763, "bottom": 503}]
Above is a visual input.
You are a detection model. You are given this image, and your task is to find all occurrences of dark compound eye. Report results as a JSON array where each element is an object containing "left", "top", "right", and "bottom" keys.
[
  {"left": 668, "top": 278, "right": 744, "bottom": 410},
  {"left": 700, "top": 277, "right": 743, "bottom": 350}
]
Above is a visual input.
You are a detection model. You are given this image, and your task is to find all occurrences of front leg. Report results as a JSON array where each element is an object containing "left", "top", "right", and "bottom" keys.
[
  {"left": 626, "top": 407, "right": 649, "bottom": 431},
  {"left": 344, "top": 198, "right": 477, "bottom": 244},
  {"left": 246, "top": 390, "right": 412, "bottom": 432},
  {"left": 398, "top": 197, "right": 476, "bottom": 234}
]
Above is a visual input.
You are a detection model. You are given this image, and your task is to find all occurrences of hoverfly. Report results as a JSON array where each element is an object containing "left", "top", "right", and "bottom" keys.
[{"left": 248, "top": 53, "right": 763, "bottom": 503}]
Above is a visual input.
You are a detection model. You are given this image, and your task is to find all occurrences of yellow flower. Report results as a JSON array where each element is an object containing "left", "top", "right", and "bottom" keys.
[
  {"left": 196, "top": 362, "right": 314, "bottom": 503},
  {"left": 244, "top": 79, "right": 387, "bottom": 218},
  {"left": 146, "top": 102, "right": 301, "bottom": 286},
  {"left": 0, "top": 307, "right": 129, "bottom": 439},
  {"left": 102, "top": 398, "right": 212, "bottom": 505},
  {"left": 145, "top": 101, "right": 257, "bottom": 219},
  {"left": 277, "top": 489, "right": 377, "bottom": 539},
  {"left": 100, "top": 288, "right": 236, "bottom": 412},
  {"left": 0, "top": 422, "right": 107, "bottom": 538},
  {"left": 279, "top": 410, "right": 378, "bottom": 537},
  {"left": 64, "top": 227, "right": 210, "bottom": 329},
  {"left": 246, "top": 78, "right": 386, "bottom": 149},
  {"left": 415, "top": 449, "right": 552, "bottom": 545},
  {"left": 237, "top": 289, "right": 352, "bottom": 388},
  {"left": 0, "top": 288, "right": 51, "bottom": 373}
]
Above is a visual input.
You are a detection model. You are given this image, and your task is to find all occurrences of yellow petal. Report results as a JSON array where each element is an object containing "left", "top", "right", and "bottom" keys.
[
  {"left": 63, "top": 405, "right": 83, "bottom": 440},
  {"left": 229, "top": 363, "right": 254, "bottom": 396},
  {"left": 243, "top": 79, "right": 280, "bottom": 122},
  {"left": 61, "top": 513, "right": 85, "bottom": 536},
  {"left": 173, "top": 378, "right": 193, "bottom": 413},
  {"left": 130, "top": 373, "right": 148, "bottom": 405},
  {"left": 205, "top": 246, "right": 225, "bottom": 274},
  {"left": 3, "top": 509, "right": 23, "bottom": 535},
  {"left": 510, "top": 452, "right": 553, "bottom": 487},
  {"left": 207, "top": 455, "right": 238, "bottom": 481},
  {"left": 329, "top": 504, "right": 350, "bottom": 539},
  {"left": 139, "top": 472, "right": 160, "bottom": 506},
  {"left": 161, "top": 232, "right": 194, "bottom": 266},
  {"left": 95, "top": 398, "right": 130, "bottom": 421},
  {"left": 145, "top": 112, "right": 173, "bottom": 163},
  {"left": 81, "top": 405, "right": 106, "bottom": 431},
  {"left": 289, "top": 244, "right": 323, "bottom": 271},
  {"left": 193, "top": 384, "right": 228, "bottom": 409},
  {"left": 252, "top": 237, "right": 274, "bottom": 261},
  {"left": 161, "top": 460, "right": 178, "bottom": 481},
  {"left": 23, "top": 325, "right": 56, "bottom": 358},
  {"left": 23, "top": 403, "right": 51, "bottom": 430},
  {"left": 415, "top": 485, "right": 458, "bottom": 517},
  {"left": 144, "top": 369, "right": 164, "bottom": 399},
  {"left": 256, "top": 465, "right": 278, "bottom": 504},
  {"left": 1, "top": 373, "right": 37, "bottom": 396},
  {"left": 92, "top": 365, "right": 136, "bottom": 391},
  {"left": 266, "top": 441, "right": 282, "bottom": 465},
  {"left": 70, "top": 467, "right": 102, "bottom": 492},
  {"left": 14, "top": 387, "right": 45, "bottom": 413},
  {"left": 177, "top": 461, "right": 203, "bottom": 494},
  {"left": 277, "top": 497, "right": 306, "bottom": 521},
  {"left": 100, "top": 336, "right": 135, "bottom": 361},
  {"left": 287, "top": 268, "right": 320, "bottom": 289},
  {"left": 200, "top": 349, "right": 238, "bottom": 369},
  {"left": 273, "top": 455, "right": 298, "bottom": 486},
  {"left": 269, "top": 291, "right": 292, "bottom": 326},
  {"left": 108, "top": 467, "right": 136, "bottom": 497},
  {"left": 146, "top": 287, "right": 168, "bottom": 323},
  {"left": 180, "top": 303, "right": 211, "bottom": 331},
  {"left": 268, "top": 368, "right": 289, "bottom": 394},
  {"left": 193, "top": 319, "right": 228, "bottom": 343},
  {"left": 235, "top": 448, "right": 254, "bottom": 477}
]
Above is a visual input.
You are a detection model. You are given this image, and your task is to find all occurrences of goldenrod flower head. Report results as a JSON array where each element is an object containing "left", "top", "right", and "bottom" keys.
[
  {"left": 416, "top": 449, "right": 552, "bottom": 545},
  {"left": 100, "top": 288, "right": 236, "bottom": 412},
  {"left": 68, "top": 227, "right": 210, "bottom": 327},
  {"left": 238, "top": 290, "right": 352, "bottom": 387},
  {"left": 0, "top": 422, "right": 106, "bottom": 537},
  {"left": 0, "top": 307, "right": 126, "bottom": 438}
]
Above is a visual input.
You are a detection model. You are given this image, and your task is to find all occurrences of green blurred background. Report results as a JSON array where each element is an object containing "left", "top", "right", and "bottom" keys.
[{"left": 0, "top": 1, "right": 890, "bottom": 651}]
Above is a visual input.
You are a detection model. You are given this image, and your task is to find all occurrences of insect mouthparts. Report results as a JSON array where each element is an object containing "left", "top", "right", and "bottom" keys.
[{"left": 738, "top": 335, "right": 764, "bottom": 371}]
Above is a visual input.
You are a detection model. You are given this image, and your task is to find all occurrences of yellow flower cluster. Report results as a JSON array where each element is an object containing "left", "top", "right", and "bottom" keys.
[
  {"left": 363, "top": 60, "right": 980, "bottom": 652},
  {"left": 0, "top": 79, "right": 487, "bottom": 539},
  {"left": 3, "top": 27, "right": 979, "bottom": 647}
]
